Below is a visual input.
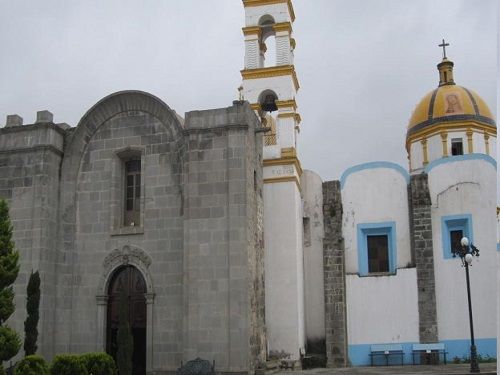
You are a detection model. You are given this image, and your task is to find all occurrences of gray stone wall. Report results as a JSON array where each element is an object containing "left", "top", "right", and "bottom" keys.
[
  {"left": 1, "top": 93, "right": 265, "bottom": 374},
  {"left": 182, "top": 101, "right": 264, "bottom": 373},
  {"left": 322, "top": 181, "right": 348, "bottom": 367},
  {"left": 0, "top": 121, "right": 64, "bottom": 361},
  {"left": 409, "top": 173, "right": 438, "bottom": 343}
]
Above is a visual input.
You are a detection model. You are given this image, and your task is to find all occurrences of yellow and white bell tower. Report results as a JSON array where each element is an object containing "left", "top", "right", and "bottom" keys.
[{"left": 241, "top": 0, "right": 305, "bottom": 360}]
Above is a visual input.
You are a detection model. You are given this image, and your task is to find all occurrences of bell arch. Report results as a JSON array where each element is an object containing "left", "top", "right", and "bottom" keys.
[
  {"left": 258, "top": 15, "right": 277, "bottom": 67},
  {"left": 96, "top": 245, "right": 155, "bottom": 373}
]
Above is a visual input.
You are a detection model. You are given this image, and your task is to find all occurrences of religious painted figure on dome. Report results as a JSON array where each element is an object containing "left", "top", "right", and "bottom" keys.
[{"left": 445, "top": 92, "right": 463, "bottom": 114}]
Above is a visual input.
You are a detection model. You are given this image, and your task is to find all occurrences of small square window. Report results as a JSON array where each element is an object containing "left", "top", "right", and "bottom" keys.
[
  {"left": 441, "top": 214, "right": 472, "bottom": 259},
  {"left": 357, "top": 222, "right": 396, "bottom": 276},
  {"left": 451, "top": 138, "right": 463, "bottom": 156}
]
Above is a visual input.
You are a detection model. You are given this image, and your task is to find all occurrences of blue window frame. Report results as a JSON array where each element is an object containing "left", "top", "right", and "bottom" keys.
[
  {"left": 357, "top": 222, "right": 397, "bottom": 276},
  {"left": 441, "top": 214, "right": 473, "bottom": 259}
]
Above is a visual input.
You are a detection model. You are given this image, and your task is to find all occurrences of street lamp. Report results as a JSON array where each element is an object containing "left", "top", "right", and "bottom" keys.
[{"left": 452, "top": 236, "right": 480, "bottom": 373}]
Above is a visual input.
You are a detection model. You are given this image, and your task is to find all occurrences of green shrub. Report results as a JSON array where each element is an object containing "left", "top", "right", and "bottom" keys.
[
  {"left": 50, "top": 354, "right": 88, "bottom": 375},
  {"left": 14, "top": 355, "right": 49, "bottom": 375},
  {"left": 0, "top": 326, "right": 21, "bottom": 361},
  {"left": 0, "top": 199, "right": 21, "bottom": 363},
  {"left": 80, "top": 352, "right": 117, "bottom": 375}
]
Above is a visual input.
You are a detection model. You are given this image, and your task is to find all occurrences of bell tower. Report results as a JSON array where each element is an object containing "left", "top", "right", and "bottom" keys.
[{"left": 241, "top": 0, "right": 305, "bottom": 360}]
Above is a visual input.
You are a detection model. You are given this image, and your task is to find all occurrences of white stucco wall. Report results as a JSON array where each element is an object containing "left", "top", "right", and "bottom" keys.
[
  {"left": 263, "top": 180, "right": 305, "bottom": 359},
  {"left": 244, "top": 3, "right": 292, "bottom": 26},
  {"left": 242, "top": 75, "right": 296, "bottom": 105},
  {"left": 426, "top": 134, "right": 442, "bottom": 165},
  {"left": 301, "top": 170, "right": 325, "bottom": 344},
  {"left": 427, "top": 156, "right": 496, "bottom": 343},
  {"left": 341, "top": 163, "right": 412, "bottom": 274},
  {"left": 346, "top": 268, "right": 419, "bottom": 345}
]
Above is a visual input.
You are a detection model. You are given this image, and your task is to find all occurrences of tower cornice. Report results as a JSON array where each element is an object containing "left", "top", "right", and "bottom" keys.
[{"left": 240, "top": 65, "right": 300, "bottom": 91}]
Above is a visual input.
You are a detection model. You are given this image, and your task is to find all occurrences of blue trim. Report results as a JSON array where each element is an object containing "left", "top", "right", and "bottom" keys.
[
  {"left": 340, "top": 161, "right": 410, "bottom": 189},
  {"left": 357, "top": 222, "right": 397, "bottom": 276},
  {"left": 442, "top": 338, "right": 497, "bottom": 361},
  {"left": 441, "top": 214, "right": 473, "bottom": 259},
  {"left": 425, "top": 153, "right": 497, "bottom": 173},
  {"left": 497, "top": 243, "right": 500, "bottom": 251},
  {"left": 348, "top": 339, "right": 496, "bottom": 366}
]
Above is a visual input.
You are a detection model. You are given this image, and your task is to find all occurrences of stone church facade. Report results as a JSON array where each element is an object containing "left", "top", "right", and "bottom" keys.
[{"left": 1, "top": 93, "right": 266, "bottom": 374}]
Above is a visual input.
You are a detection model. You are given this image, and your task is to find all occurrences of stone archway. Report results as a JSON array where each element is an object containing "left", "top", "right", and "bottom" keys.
[
  {"left": 96, "top": 245, "right": 155, "bottom": 373},
  {"left": 107, "top": 265, "right": 147, "bottom": 375}
]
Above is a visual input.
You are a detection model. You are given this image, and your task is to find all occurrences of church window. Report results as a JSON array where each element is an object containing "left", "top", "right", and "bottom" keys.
[
  {"left": 441, "top": 214, "right": 472, "bottom": 259},
  {"left": 451, "top": 138, "right": 463, "bottom": 155},
  {"left": 367, "top": 235, "right": 389, "bottom": 273},
  {"left": 357, "top": 222, "right": 396, "bottom": 276},
  {"left": 124, "top": 159, "right": 141, "bottom": 226}
]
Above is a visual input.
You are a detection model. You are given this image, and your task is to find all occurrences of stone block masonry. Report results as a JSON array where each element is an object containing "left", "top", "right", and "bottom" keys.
[
  {"left": 409, "top": 173, "right": 438, "bottom": 343},
  {"left": 1, "top": 92, "right": 266, "bottom": 375},
  {"left": 322, "top": 180, "right": 348, "bottom": 367}
]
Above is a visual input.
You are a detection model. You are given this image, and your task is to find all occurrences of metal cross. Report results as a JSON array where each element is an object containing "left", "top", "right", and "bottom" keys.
[{"left": 439, "top": 38, "right": 450, "bottom": 59}]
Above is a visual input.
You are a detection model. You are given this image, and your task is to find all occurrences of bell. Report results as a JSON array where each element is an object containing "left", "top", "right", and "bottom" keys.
[{"left": 261, "top": 94, "right": 278, "bottom": 112}]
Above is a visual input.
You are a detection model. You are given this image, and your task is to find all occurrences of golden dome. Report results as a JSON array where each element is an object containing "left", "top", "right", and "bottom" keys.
[{"left": 407, "top": 58, "right": 496, "bottom": 139}]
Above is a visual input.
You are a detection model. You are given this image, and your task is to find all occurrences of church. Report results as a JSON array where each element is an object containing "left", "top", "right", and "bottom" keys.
[{"left": 0, "top": 1, "right": 497, "bottom": 374}]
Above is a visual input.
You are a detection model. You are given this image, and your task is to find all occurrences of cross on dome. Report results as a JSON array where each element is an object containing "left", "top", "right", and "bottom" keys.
[{"left": 439, "top": 38, "right": 450, "bottom": 59}]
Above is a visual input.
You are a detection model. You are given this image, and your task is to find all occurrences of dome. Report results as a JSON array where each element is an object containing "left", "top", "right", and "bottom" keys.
[
  {"left": 407, "top": 84, "right": 496, "bottom": 135},
  {"left": 407, "top": 57, "right": 496, "bottom": 141}
]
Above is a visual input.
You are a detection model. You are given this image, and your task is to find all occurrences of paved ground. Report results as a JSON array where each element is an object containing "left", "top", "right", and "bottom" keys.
[{"left": 294, "top": 363, "right": 497, "bottom": 374}]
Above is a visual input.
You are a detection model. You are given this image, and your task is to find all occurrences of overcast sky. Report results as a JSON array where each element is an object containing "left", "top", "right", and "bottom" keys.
[{"left": 0, "top": 0, "right": 497, "bottom": 181}]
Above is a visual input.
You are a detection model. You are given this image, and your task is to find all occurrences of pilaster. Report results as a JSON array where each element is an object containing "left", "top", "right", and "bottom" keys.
[
  {"left": 322, "top": 181, "right": 348, "bottom": 367},
  {"left": 409, "top": 174, "right": 438, "bottom": 343}
]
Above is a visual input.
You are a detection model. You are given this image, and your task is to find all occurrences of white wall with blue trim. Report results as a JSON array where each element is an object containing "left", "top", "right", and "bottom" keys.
[
  {"left": 336, "top": 156, "right": 497, "bottom": 365},
  {"left": 427, "top": 155, "right": 497, "bottom": 360},
  {"left": 340, "top": 163, "right": 419, "bottom": 365}
]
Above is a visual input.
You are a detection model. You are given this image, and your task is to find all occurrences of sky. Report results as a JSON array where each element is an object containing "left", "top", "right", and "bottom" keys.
[{"left": 0, "top": 0, "right": 497, "bottom": 181}]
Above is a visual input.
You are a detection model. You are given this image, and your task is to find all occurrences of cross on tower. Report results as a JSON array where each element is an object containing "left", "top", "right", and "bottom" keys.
[{"left": 439, "top": 38, "right": 450, "bottom": 59}]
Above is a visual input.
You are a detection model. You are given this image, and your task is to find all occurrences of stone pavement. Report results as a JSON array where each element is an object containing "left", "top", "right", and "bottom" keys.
[{"left": 293, "top": 363, "right": 497, "bottom": 374}]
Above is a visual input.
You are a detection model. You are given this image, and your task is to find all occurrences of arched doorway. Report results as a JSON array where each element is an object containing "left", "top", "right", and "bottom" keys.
[{"left": 107, "top": 265, "right": 147, "bottom": 375}]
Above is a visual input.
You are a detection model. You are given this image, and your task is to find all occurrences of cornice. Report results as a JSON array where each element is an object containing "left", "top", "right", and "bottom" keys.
[
  {"left": 263, "top": 149, "right": 303, "bottom": 176},
  {"left": 406, "top": 122, "right": 497, "bottom": 151},
  {"left": 273, "top": 22, "right": 292, "bottom": 33},
  {"left": 242, "top": 26, "right": 261, "bottom": 36},
  {"left": 241, "top": 65, "right": 300, "bottom": 91},
  {"left": 276, "top": 99, "right": 297, "bottom": 110}
]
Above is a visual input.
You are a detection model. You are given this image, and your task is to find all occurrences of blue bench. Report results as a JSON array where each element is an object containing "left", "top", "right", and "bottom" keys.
[
  {"left": 369, "top": 344, "right": 404, "bottom": 366},
  {"left": 412, "top": 343, "right": 447, "bottom": 365}
]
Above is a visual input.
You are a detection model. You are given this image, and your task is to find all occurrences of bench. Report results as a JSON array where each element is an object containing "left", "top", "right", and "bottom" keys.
[
  {"left": 177, "top": 358, "right": 215, "bottom": 375},
  {"left": 369, "top": 344, "right": 404, "bottom": 366},
  {"left": 412, "top": 343, "right": 447, "bottom": 365}
]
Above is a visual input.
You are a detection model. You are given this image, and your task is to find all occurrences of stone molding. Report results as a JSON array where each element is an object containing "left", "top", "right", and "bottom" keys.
[{"left": 98, "top": 244, "right": 154, "bottom": 295}]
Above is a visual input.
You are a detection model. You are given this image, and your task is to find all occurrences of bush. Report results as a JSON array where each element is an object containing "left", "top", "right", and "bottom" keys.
[
  {"left": 0, "top": 326, "right": 21, "bottom": 361},
  {"left": 14, "top": 355, "right": 49, "bottom": 375},
  {"left": 80, "top": 352, "right": 117, "bottom": 375},
  {"left": 50, "top": 354, "right": 88, "bottom": 375}
]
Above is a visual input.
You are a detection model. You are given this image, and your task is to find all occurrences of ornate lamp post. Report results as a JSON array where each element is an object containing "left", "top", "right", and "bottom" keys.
[{"left": 452, "top": 236, "right": 480, "bottom": 373}]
